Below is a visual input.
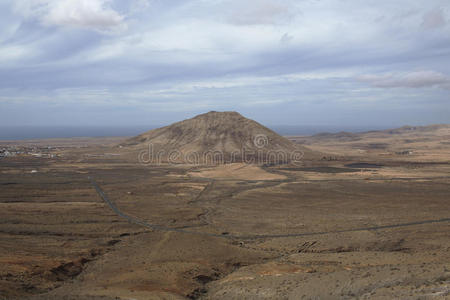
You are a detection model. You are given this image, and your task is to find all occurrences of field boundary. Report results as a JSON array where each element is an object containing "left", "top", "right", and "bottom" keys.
[{"left": 89, "top": 176, "right": 450, "bottom": 240}]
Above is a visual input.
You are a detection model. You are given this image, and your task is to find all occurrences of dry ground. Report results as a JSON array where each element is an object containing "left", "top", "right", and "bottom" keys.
[{"left": 0, "top": 129, "right": 449, "bottom": 299}]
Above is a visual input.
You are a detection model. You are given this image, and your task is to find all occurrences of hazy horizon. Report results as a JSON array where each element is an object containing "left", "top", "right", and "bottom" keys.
[{"left": 1, "top": 121, "right": 446, "bottom": 140}]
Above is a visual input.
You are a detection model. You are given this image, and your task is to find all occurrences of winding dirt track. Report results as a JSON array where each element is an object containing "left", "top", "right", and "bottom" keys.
[{"left": 88, "top": 176, "right": 450, "bottom": 240}]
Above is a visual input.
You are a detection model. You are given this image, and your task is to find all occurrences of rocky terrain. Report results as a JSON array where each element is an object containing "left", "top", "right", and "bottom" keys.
[
  {"left": 0, "top": 115, "right": 449, "bottom": 299},
  {"left": 120, "top": 111, "right": 313, "bottom": 164},
  {"left": 291, "top": 124, "right": 450, "bottom": 162}
]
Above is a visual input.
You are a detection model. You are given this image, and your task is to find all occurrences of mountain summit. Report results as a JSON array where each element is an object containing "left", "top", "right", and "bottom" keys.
[{"left": 121, "top": 111, "right": 310, "bottom": 164}]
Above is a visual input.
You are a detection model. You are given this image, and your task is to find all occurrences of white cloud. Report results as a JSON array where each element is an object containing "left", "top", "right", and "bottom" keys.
[
  {"left": 0, "top": 45, "right": 29, "bottom": 63},
  {"left": 13, "top": 0, "right": 126, "bottom": 32},
  {"left": 45, "top": 0, "right": 124, "bottom": 30},
  {"left": 226, "top": 0, "right": 296, "bottom": 25},
  {"left": 131, "top": 70, "right": 356, "bottom": 98},
  {"left": 84, "top": 19, "right": 285, "bottom": 63},
  {"left": 357, "top": 71, "right": 450, "bottom": 89}
]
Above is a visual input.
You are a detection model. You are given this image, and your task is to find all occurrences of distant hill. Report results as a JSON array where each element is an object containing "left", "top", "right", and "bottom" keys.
[
  {"left": 297, "top": 124, "right": 450, "bottom": 142},
  {"left": 289, "top": 124, "right": 450, "bottom": 161},
  {"left": 120, "top": 111, "right": 313, "bottom": 164},
  {"left": 379, "top": 124, "right": 450, "bottom": 135}
]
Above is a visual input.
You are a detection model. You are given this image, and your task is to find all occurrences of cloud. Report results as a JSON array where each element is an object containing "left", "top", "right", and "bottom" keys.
[
  {"left": 280, "top": 33, "right": 294, "bottom": 44},
  {"left": 421, "top": 7, "right": 447, "bottom": 29},
  {"left": 1, "top": 0, "right": 450, "bottom": 127},
  {"left": 12, "top": 0, "right": 126, "bottom": 32},
  {"left": 357, "top": 71, "right": 450, "bottom": 89},
  {"left": 45, "top": 0, "right": 124, "bottom": 30},
  {"left": 0, "top": 45, "right": 29, "bottom": 63},
  {"left": 226, "top": 0, "right": 296, "bottom": 25}
]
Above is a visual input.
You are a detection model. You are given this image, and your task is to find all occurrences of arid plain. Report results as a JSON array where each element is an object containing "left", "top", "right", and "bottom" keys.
[{"left": 1, "top": 117, "right": 449, "bottom": 299}]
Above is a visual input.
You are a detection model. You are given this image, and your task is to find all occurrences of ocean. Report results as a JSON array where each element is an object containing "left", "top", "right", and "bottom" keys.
[{"left": 0, "top": 125, "right": 389, "bottom": 140}]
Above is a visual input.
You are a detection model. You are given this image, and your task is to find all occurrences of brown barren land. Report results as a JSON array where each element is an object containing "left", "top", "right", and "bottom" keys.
[{"left": 0, "top": 122, "right": 449, "bottom": 299}]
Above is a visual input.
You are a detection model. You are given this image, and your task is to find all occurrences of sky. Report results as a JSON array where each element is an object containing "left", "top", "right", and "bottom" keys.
[{"left": 0, "top": 0, "right": 449, "bottom": 129}]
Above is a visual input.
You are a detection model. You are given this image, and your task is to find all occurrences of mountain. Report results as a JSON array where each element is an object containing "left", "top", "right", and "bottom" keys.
[
  {"left": 289, "top": 124, "right": 450, "bottom": 161},
  {"left": 297, "top": 124, "right": 450, "bottom": 143},
  {"left": 120, "top": 111, "right": 312, "bottom": 164},
  {"left": 380, "top": 124, "right": 450, "bottom": 135}
]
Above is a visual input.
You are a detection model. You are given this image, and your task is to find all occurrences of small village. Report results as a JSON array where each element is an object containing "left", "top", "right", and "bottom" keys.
[{"left": 0, "top": 145, "right": 61, "bottom": 159}]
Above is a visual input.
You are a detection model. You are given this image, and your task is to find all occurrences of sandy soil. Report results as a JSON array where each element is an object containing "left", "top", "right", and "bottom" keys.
[
  {"left": 0, "top": 125, "right": 449, "bottom": 299},
  {"left": 188, "top": 163, "right": 286, "bottom": 181}
]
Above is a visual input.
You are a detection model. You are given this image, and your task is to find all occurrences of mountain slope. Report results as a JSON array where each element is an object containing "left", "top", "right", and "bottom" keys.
[{"left": 121, "top": 111, "right": 312, "bottom": 164}]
